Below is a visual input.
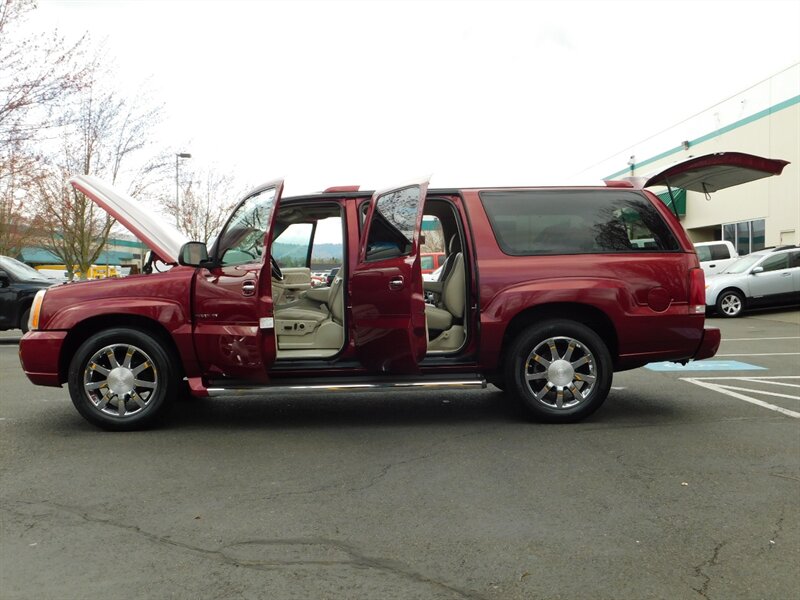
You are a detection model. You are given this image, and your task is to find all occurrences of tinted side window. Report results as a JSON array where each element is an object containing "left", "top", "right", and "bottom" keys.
[
  {"left": 790, "top": 251, "right": 800, "bottom": 269},
  {"left": 479, "top": 191, "right": 679, "bottom": 255},
  {"left": 696, "top": 246, "right": 712, "bottom": 262},
  {"left": 761, "top": 254, "right": 789, "bottom": 272},
  {"left": 710, "top": 244, "right": 730, "bottom": 260}
]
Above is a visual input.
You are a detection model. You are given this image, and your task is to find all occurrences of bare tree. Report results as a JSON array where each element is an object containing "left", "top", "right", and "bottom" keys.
[
  {"left": 35, "top": 62, "right": 167, "bottom": 278},
  {"left": 0, "top": 0, "right": 89, "bottom": 257},
  {"left": 161, "top": 166, "right": 239, "bottom": 244},
  {"left": 0, "top": 143, "right": 43, "bottom": 255}
]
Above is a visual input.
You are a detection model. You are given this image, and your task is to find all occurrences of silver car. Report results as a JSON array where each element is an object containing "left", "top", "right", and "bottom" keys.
[{"left": 705, "top": 246, "right": 800, "bottom": 317}]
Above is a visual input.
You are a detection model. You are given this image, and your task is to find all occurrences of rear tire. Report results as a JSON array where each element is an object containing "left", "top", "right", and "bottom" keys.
[
  {"left": 716, "top": 289, "right": 745, "bottom": 318},
  {"left": 504, "top": 320, "right": 613, "bottom": 423},
  {"left": 68, "top": 328, "right": 177, "bottom": 431}
]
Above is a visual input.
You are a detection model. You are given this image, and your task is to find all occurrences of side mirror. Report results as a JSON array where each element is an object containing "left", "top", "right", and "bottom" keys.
[
  {"left": 0, "top": 269, "right": 9, "bottom": 287},
  {"left": 751, "top": 266, "right": 764, "bottom": 275},
  {"left": 178, "top": 241, "right": 211, "bottom": 267}
]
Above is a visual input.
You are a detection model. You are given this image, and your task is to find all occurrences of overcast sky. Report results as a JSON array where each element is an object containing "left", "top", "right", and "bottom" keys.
[{"left": 29, "top": 0, "right": 800, "bottom": 197}]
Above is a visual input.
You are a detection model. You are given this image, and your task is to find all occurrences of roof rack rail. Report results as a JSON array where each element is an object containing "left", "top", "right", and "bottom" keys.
[{"left": 769, "top": 245, "right": 798, "bottom": 252}]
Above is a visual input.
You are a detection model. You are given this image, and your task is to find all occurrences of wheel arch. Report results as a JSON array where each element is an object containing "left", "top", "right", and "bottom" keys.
[
  {"left": 58, "top": 314, "right": 184, "bottom": 384},
  {"left": 497, "top": 302, "right": 619, "bottom": 372}
]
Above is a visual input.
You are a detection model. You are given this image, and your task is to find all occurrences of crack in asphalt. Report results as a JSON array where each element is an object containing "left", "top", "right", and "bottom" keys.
[
  {"left": 3, "top": 500, "right": 486, "bottom": 600},
  {"left": 767, "top": 507, "right": 786, "bottom": 552},
  {"left": 692, "top": 541, "right": 725, "bottom": 600},
  {"left": 259, "top": 426, "right": 498, "bottom": 501}
]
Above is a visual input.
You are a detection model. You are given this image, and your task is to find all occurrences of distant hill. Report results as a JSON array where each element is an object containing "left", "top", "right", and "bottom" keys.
[{"left": 273, "top": 242, "right": 342, "bottom": 263}]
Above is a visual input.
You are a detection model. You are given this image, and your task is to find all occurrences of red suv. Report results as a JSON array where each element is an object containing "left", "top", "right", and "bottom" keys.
[{"left": 19, "top": 153, "right": 787, "bottom": 430}]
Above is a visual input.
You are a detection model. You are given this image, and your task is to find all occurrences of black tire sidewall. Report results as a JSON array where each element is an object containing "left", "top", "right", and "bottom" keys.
[
  {"left": 68, "top": 327, "right": 176, "bottom": 430},
  {"left": 505, "top": 320, "right": 613, "bottom": 423},
  {"left": 716, "top": 290, "right": 744, "bottom": 318},
  {"left": 20, "top": 308, "right": 30, "bottom": 334}
]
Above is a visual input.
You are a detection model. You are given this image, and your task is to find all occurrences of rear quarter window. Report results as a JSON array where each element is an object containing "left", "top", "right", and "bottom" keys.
[
  {"left": 710, "top": 244, "right": 731, "bottom": 260},
  {"left": 479, "top": 190, "right": 679, "bottom": 255}
]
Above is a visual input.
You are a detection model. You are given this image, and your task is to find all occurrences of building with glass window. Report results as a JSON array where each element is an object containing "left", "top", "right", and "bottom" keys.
[{"left": 589, "top": 63, "right": 799, "bottom": 255}]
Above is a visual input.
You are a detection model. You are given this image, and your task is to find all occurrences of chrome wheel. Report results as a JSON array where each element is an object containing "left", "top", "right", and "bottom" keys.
[
  {"left": 82, "top": 343, "right": 158, "bottom": 418},
  {"left": 524, "top": 336, "right": 597, "bottom": 410},
  {"left": 719, "top": 292, "right": 743, "bottom": 317}
]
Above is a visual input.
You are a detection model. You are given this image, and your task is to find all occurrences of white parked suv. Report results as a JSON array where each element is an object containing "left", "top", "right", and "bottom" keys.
[{"left": 694, "top": 241, "right": 739, "bottom": 275}]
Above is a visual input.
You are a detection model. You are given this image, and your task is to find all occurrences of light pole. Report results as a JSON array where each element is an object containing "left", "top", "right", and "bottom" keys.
[{"left": 175, "top": 152, "right": 192, "bottom": 228}]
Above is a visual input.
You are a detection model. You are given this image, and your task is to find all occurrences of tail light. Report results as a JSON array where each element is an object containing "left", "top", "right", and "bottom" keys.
[{"left": 688, "top": 268, "right": 705, "bottom": 314}]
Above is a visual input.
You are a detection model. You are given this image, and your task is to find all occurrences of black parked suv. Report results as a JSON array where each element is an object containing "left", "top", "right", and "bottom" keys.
[{"left": 0, "top": 256, "right": 56, "bottom": 333}]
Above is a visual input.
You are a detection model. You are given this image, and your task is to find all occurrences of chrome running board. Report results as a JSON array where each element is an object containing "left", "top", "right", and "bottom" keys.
[{"left": 205, "top": 377, "right": 486, "bottom": 397}]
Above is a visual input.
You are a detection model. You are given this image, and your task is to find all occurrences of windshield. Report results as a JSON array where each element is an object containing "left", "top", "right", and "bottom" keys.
[
  {"left": 0, "top": 256, "right": 51, "bottom": 282},
  {"left": 723, "top": 253, "right": 764, "bottom": 274}
]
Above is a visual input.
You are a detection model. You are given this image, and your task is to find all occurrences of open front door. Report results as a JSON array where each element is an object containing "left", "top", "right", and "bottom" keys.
[
  {"left": 192, "top": 180, "right": 284, "bottom": 383},
  {"left": 350, "top": 178, "right": 430, "bottom": 373}
]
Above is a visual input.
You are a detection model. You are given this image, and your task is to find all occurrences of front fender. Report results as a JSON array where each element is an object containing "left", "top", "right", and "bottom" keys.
[{"left": 46, "top": 297, "right": 188, "bottom": 331}]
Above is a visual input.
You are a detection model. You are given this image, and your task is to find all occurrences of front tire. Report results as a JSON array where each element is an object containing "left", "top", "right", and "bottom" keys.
[
  {"left": 505, "top": 320, "right": 613, "bottom": 423},
  {"left": 68, "top": 328, "right": 178, "bottom": 431},
  {"left": 20, "top": 308, "right": 30, "bottom": 334},
  {"left": 716, "top": 289, "right": 745, "bottom": 318}
]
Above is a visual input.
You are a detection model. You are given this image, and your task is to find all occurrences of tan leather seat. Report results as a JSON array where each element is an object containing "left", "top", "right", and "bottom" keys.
[
  {"left": 425, "top": 253, "right": 464, "bottom": 332},
  {"left": 273, "top": 271, "right": 345, "bottom": 354}
]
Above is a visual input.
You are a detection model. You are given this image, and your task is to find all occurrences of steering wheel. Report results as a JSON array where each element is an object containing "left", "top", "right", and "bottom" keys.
[{"left": 271, "top": 256, "right": 284, "bottom": 281}]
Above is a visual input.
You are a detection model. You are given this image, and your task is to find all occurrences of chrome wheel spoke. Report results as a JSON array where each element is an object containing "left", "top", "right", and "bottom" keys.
[
  {"left": 574, "top": 373, "right": 595, "bottom": 384},
  {"left": 97, "top": 392, "right": 112, "bottom": 409},
  {"left": 132, "top": 361, "right": 152, "bottom": 376},
  {"left": 133, "top": 379, "right": 156, "bottom": 389},
  {"left": 569, "top": 383, "right": 584, "bottom": 401},
  {"left": 527, "top": 371, "right": 547, "bottom": 381},
  {"left": 117, "top": 397, "right": 127, "bottom": 416},
  {"left": 530, "top": 353, "right": 551, "bottom": 369},
  {"left": 535, "top": 382, "right": 553, "bottom": 400},
  {"left": 562, "top": 342, "right": 576, "bottom": 362},
  {"left": 571, "top": 356, "right": 590, "bottom": 369},
  {"left": 106, "top": 350, "right": 120, "bottom": 369},
  {"left": 131, "top": 391, "right": 147, "bottom": 409},
  {"left": 122, "top": 347, "right": 135, "bottom": 369},
  {"left": 85, "top": 381, "right": 106, "bottom": 391},
  {"left": 547, "top": 339, "right": 560, "bottom": 361},
  {"left": 555, "top": 387, "right": 564, "bottom": 408},
  {"left": 89, "top": 363, "right": 110, "bottom": 376}
]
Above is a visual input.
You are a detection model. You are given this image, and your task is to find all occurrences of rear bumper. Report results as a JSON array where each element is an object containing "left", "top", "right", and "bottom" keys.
[
  {"left": 19, "top": 330, "right": 68, "bottom": 387},
  {"left": 693, "top": 327, "right": 721, "bottom": 361}
]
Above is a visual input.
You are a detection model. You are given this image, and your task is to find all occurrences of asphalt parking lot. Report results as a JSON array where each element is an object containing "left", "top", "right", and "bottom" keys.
[{"left": 1, "top": 310, "right": 798, "bottom": 600}]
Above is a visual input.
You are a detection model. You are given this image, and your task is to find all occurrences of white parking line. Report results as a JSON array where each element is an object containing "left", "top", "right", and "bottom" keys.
[
  {"left": 738, "top": 378, "right": 800, "bottom": 388},
  {"left": 722, "top": 336, "right": 800, "bottom": 341},
  {"left": 713, "top": 384, "right": 800, "bottom": 401},
  {"left": 682, "top": 377, "right": 800, "bottom": 419},
  {"left": 716, "top": 352, "right": 800, "bottom": 357}
]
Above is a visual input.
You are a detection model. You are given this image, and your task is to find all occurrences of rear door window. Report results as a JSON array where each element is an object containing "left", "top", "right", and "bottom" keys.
[
  {"left": 479, "top": 190, "right": 679, "bottom": 255},
  {"left": 710, "top": 244, "right": 731, "bottom": 260},
  {"left": 696, "top": 246, "right": 712, "bottom": 261}
]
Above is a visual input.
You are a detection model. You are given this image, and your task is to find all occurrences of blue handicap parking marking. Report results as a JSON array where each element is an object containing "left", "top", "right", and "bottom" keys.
[{"left": 645, "top": 360, "right": 767, "bottom": 372}]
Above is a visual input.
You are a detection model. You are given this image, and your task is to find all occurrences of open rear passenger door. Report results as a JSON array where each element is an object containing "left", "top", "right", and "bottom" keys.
[{"left": 350, "top": 178, "right": 430, "bottom": 373}]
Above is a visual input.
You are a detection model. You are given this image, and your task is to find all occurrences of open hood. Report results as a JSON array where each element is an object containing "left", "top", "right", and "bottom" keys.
[
  {"left": 69, "top": 175, "right": 189, "bottom": 264},
  {"left": 643, "top": 152, "right": 789, "bottom": 192}
]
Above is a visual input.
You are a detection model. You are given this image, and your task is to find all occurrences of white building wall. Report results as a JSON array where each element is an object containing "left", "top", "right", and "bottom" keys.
[{"left": 587, "top": 63, "right": 800, "bottom": 248}]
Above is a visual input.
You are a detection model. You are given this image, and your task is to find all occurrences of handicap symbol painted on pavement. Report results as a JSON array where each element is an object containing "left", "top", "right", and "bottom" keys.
[{"left": 645, "top": 360, "right": 767, "bottom": 372}]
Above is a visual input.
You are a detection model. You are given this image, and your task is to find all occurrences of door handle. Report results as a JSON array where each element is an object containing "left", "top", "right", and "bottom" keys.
[
  {"left": 781, "top": 272, "right": 791, "bottom": 277},
  {"left": 708, "top": 263, "right": 716, "bottom": 268},
  {"left": 388, "top": 276, "right": 405, "bottom": 291},
  {"left": 242, "top": 280, "right": 256, "bottom": 296}
]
